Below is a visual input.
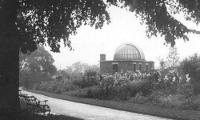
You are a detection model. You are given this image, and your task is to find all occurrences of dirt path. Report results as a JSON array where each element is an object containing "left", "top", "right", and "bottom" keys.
[{"left": 22, "top": 91, "right": 173, "bottom": 120}]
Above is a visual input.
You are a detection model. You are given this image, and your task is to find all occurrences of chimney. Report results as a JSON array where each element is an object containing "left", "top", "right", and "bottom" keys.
[{"left": 100, "top": 54, "right": 106, "bottom": 61}]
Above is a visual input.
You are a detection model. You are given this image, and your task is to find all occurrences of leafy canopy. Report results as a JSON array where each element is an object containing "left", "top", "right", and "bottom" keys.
[
  {"left": 17, "top": 0, "right": 110, "bottom": 53},
  {"left": 19, "top": 46, "right": 57, "bottom": 88},
  {"left": 15, "top": 0, "right": 200, "bottom": 53},
  {"left": 107, "top": 0, "right": 200, "bottom": 46}
]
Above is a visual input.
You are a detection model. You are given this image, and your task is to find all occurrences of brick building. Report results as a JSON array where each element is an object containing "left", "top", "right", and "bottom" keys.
[{"left": 100, "top": 43, "right": 154, "bottom": 74}]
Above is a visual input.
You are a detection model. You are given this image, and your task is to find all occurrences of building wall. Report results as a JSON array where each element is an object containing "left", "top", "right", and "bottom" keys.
[
  {"left": 118, "top": 61, "right": 134, "bottom": 73},
  {"left": 100, "top": 54, "right": 106, "bottom": 61},
  {"left": 100, "top": 60, "right": 154, "bottom": 74},
  {"left": 100, "top": 61, "right": 113, "bottom": 74}
]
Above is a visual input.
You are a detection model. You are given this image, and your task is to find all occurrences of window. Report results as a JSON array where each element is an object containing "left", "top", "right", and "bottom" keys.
[{"left": 112, "top": 63, "right": 118, "bottom": 73}]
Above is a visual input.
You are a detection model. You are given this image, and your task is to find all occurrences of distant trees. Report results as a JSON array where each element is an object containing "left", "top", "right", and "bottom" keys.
[
  {"left": 166, "top": 47, "right": 180, "bottom": 68},
  {"left": 63, "top": 61, "right": 99, "bottom": 80},
  {"left": 158, "top": 46, "right": 180, "bottom": 70},
  {"left": 36, "top": 62, "right": 99, "bottom": 94},
  {"left": 19, "top": 46, "right": 57, "bottom": 89}
]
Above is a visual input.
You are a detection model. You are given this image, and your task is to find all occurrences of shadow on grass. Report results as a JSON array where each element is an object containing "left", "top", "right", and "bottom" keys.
[
  {"left": 43, "top": 114, "right": 83, "bottom": 120},
  {"left": 20, "top": 111, "right": 84, "bottom": 120}
]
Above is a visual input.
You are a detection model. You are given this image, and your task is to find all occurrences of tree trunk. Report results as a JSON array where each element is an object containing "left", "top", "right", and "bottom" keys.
[{"left": 0, "top": 0, "right": 20, "bottom": 119}]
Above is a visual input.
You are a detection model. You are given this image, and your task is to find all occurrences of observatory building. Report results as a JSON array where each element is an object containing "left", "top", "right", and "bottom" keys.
[{"left": 100, "top": 43, "right": 154, "bottom": 74}]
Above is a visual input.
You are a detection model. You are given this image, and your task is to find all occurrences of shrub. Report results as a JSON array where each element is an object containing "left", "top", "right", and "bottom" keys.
[
  {"left": 72, "top": 77, "right": 98, "bottom": 88},
  {"left": 87, "top": 77, "right": 155, "bottom": 100},
  {"left": 86, "top": 87, "right": 102, "bottom": 98},
  {"left": 72, "top": 70, "right": 99, "bottom": 88},
  {"left": 128, "top": 79, "right": 153, "bottom": 96},
  {"left": 36, "top": 79, "right": 80, "bottom": 93},
  {"left": 112, "top": 85, "right": 131, "bottom": 100},
  {"left": 149, "top": 91, "right": 164, "bottom": 104},
  {"left": 176, "top": 83, "right": 194, "bottom": 97},
  {"left": 95, "top": 71, "right": 156, "bottom": 100},
  {"left": 179, "top": 54, "right": 200, "bottom": 94}
]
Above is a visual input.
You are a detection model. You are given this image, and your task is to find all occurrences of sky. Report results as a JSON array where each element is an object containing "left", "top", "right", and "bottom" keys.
[{"left": 46, "top": 6, "right": 200, "bottom": 70}]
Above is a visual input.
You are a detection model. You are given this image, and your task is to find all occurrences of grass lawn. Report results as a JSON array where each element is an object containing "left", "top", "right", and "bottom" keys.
[
  {"left": 27, "top": 89, "right": 200, "bottom": 120},
  {"left": 20, "top": 111, "right": 83, "bottom": 120}
]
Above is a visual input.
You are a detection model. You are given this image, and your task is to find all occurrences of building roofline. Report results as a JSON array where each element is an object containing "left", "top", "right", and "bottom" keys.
[{"left": 114, "top": 43, "right": 145, "bottom": 60}]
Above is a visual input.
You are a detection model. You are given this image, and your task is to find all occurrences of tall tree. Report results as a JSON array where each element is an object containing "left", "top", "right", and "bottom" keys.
[
  {"left": 19, "top": 46, "right": 57, "bottom": 89},
  {"left": 0, "top": 0, "right": 200, "bottom": 119},
  {"left": 0, "top": 0, "right": 109, "bottom": 119}
]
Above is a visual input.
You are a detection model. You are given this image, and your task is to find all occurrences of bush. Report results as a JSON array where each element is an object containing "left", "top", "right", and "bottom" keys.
[
  {"left": 128, "top": 79, "right": 153, "bottom": 96},
  {"left": 86, "top": 76, "right": 154, "bottom": 101},
  {"left": 36, "top": 79, "right": 80, "bottom": 93},
  {"left": 35, "top": 70, "right": 99, "bottom": 94},
  {"left": 91, "top": 71, "right": 157, "bottom": 100},
  {"left": 73, "top": 77, "right": 98, "bottom": 88},
  {"left": 149, "top": 91, "right": 164, "bottom": 104},
  {"left": 179, "top": 54, "right": 200, "bottom": 94},
  {"left": 72, "top": 70, "right": 99, "bottom": 88},
  {"left": 112, "top": 86, "right": 131, "bottom": 100},
  {"left": 177, "top": 83, "right": 194, "bottom": 97},
  {"left": 86, "top": 86, "right": 106, "bottom": 99}
]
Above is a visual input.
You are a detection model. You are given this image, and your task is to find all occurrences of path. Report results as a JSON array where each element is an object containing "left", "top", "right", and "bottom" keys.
[{"left": 22, "top": 91, "right": 173, "bottom": 120}]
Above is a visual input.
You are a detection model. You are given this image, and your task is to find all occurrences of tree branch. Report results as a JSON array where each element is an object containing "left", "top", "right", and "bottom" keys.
[{"left": 189, "top": 29, "right": 200, "bottom": 34}]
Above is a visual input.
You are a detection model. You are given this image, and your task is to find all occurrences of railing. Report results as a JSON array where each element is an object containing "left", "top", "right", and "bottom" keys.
[{"left": 19, "top": 89, "right": 51, "bottom": 115}]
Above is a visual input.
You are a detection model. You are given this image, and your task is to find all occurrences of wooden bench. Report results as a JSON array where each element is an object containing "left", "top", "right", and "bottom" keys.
[{"left": 19, "top": 90, "right": 51, "bottom": 115}]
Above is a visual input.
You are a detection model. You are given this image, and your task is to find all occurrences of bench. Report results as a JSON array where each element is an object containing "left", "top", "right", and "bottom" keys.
[{"left": 19, "top": 90, "right": 51, "bottom": 115}]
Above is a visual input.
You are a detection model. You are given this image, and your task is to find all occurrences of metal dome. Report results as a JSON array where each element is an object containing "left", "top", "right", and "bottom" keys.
[{"left": 114, "top": 43, "right": 145, "bottom": 61}]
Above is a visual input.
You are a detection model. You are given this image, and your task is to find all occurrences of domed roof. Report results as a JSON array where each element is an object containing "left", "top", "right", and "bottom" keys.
[{"left": 114, "top": 43, "right": 145, "bottom": 61}]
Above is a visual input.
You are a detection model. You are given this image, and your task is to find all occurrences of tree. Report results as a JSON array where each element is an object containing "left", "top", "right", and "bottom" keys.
[
  {"left": 166, "top": 46, "right": 180, "bottom": 68},
  {"left": 107, "top": 0, "right": 200, "bottom": 46},
  {"left": 179, "top": 53, "right": 200, "bottom": 94},
  {"left": 0, "top": 1, "right": 109, "bottom": 119},
  {"left": 64, "top": 61, "right": 95, "bottom": 80},
  {"left": 70, "top": 61, "right": 89, "bottom": 73},
  {"left": 19, "top": 46, "right": 57, "bottom": 89},
  {"left": 1, "top": 0, "right": 200, "bottom": 119},
  {"left": 158, "top": 57, "right": 166, "bottom": 70},
  {"left": 68, "top": 61, "right": 99, "bottom": 74}
]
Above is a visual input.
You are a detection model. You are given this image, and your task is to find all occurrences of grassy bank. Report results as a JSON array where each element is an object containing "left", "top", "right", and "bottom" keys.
[{"left": 26, "top": 89, "right": 200, "bottom": 120}]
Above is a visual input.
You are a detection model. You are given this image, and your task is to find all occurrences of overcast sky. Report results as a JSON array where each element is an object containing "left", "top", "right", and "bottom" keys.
[{"left": 46, "top": 6, "right": 200, "bottom": 70}]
